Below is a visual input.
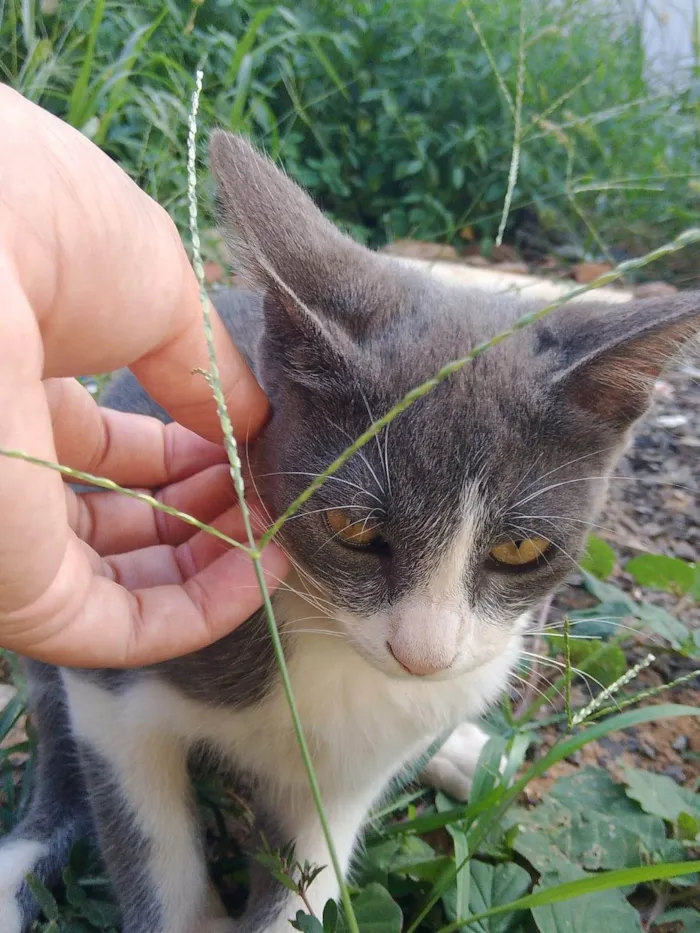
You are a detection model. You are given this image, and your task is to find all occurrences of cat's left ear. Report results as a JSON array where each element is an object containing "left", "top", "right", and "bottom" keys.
[{"left": 550, "top": 293, "right": 700, "bottom": 428}]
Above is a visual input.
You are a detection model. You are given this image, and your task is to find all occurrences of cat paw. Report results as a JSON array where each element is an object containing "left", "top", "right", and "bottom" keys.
[
  {"left": 0, "top": 839, "right": 48, "bottom": 933},
  {"left": 419, "top": 723, "right": 503, "bottom": 801}
]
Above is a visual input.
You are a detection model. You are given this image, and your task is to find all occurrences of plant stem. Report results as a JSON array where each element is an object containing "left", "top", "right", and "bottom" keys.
[
  {"left": 186, "top": 69, "right": 359, "bottom": 933},
  {"left": 0, "top": 450, "right": 249, "bottom": 553}
]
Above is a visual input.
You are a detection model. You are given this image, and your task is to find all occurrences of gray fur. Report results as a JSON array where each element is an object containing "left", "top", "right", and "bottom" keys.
[
  {"left": 1, "top": 130, "right": 699, "bottom": 933},
  {"left": 7, "top": 662, "right": 93, "bottom": 928}
]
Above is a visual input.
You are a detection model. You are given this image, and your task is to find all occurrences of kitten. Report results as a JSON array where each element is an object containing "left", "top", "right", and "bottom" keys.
[{"left": 0, "top": 131, "right": 698, "bottom": 933}]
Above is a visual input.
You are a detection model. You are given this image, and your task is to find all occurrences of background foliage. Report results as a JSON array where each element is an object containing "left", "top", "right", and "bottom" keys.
[{"left": 2, "top": 0, "right": 699, "bottom": 263}]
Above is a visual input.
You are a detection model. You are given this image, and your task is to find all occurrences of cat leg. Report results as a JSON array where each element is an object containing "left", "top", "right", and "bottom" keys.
[
  {"left": 246, "top": 789, "right": 369, "bottom": 933},
  {"left": 0, "top": 662, "right": 93, "bottom": 933},
  {"left": 419, "top": 723, "right": 498, "bottom": 801},
  {"left": 63, "top": 673, "right": 228, "bottom": 933}
]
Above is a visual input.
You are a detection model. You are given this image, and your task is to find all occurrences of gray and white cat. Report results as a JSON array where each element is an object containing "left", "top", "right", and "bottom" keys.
[{"left": 1, "top": 131, "right": 698, "bottom": 933}]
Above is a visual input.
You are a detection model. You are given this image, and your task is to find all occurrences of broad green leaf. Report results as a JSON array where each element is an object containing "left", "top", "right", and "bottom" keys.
[
  {"left": 349, "top": 883, "right": 402, "bottom": 933},
  {"left": 548, "top": 768, "right": 643, "bottom": 816},
  {"left": 568, "top": 639, "right": 627, "bottom": 687},
  {"left": 436, "top": 860, "right": 700, "bottom": 933},
  {"left": 634, "top": 602, "right": 689, "bottom": 649},
  {"left": 580, "top": 535, "right": 616, "bottom": 580},
  {"left": 581, "top": 572, "right": 635, "bottom": 610},
  {"left": 362, "top": 835, "right": 436, "bottom": 880},
  {"left": 530, "top": 864, "right": 640, "bottom": 933},
  {"left": 626, "top": 553, "right": 696, "bottom": 594},
  {"left": 508, "top": 795, "right": 667, "bottom": 873},
  {"left": 656, "top": 907, "right": 700, "bottom": 931},
  {"left": 678, "top": 811, "right": 700, "bottom": 841},
  {"left": 450, "top": 861, "right": 530, "bottom": 933},
  {"left": 566, "top": 603, "right": 631, "bottom": 639},
  {"left": 622, "top": 767, "right": 700, "bottom": 824}
]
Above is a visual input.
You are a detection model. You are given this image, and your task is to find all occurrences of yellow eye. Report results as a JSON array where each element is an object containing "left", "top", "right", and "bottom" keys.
[
  {"left": 489, "top": 536, "right": 551, "bottom": 567},
  {"left": 326, "top": 508, "right": 385, "bottom": 548}
]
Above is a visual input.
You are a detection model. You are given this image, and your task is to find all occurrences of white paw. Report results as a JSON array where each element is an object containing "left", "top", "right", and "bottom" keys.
[
  {"left": 419, "top": 723, "right": 502, "bottom": 802},
  {"left": 0, "top": 839, "right": 47, "bottom": 933}
]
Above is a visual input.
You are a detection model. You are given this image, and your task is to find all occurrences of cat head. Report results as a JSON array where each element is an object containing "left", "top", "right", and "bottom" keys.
[{"left": 210, "top": 130, "right": 700, "bottom": 681}]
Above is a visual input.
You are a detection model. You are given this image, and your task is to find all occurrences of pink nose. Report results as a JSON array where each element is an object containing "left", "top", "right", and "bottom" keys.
[{"left": 387, "top": 641, "right": 453, "bottom": 677}]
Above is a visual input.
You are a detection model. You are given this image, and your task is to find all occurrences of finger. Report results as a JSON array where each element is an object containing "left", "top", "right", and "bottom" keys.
[
  {"left": 131, "top": 298, "right": 271, "bottom": 445},
  {"left": 0, "top": 266, "right": 71, "bottom": 616},
  {"left": 46, "top": 377, "right": 229, "bottom": 487},
  {"left": 1, "top": 88, "right": 269, "bottom": 444},
  {"left": 4, "top": 533, "right": 290, "bottom": 667},
  {"left": 65, "top": 463, "right": 239, "bottom": 555}
]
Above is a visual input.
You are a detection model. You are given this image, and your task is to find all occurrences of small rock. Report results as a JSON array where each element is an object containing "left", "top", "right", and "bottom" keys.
[
  {"left": 672, "top": 735, "right": 689, "bottom": 753},
  {"left": 679, "top": 436, "right": 700, "bottom": 448},
  {"left": 639, "top": 741, "right": 657, "bottom": 760},
  {"left": 673, "top": 541, "right": 697, "bottom": 561},
  {"left": 633, "top": 281, "right": 678, "bottom": 299},
  {"left": 640, "top": 522, "right": 664, "bottom": 537},
  {"left": 655, "top": 414, "right": 688, "bottom": 429},
  {"left": 663, "top": 766, "right": 686, "bottom": 785},
  {"left": 565, "top": 751, "right": 583, "bottom": 766},
  {"left": 462, "top": 255, "right": 490, "bottom": 267},
  {"left": 571, "top": 261, "right": 614, "bottom": 284}
]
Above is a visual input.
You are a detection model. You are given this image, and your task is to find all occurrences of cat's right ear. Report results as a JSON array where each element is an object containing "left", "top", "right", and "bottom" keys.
[{"left": 549, "top": 292, "right": 700, "bottom": 429}]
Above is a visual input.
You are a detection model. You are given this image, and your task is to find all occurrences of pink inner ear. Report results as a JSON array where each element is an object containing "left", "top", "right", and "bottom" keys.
[{"left": 564, "top": 316, "right": 699, "bottom": 428}]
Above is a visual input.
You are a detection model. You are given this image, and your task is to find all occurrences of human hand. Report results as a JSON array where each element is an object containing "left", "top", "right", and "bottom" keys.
[{"left": 0, "top": 86, "right": 289, "bottom": 668}]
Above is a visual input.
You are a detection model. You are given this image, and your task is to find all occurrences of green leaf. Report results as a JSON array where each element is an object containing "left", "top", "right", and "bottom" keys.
[
  {"left": 566, "top": 603, "right": 631, "bottom": 639},
  {"left": 78, "top": 898, "right": 121, "bottom": 928},
  {"left": 347, "top": 883, "right": 402, "bottom": 933},
  {"left": 293, "top": 911, "right": 326, "bottom": 933},
  {"left": 468, "top": 734, "right": 508, "bottom": 805},
  {"left": 655, "top": 907, "right": 700, "bottom": 931},
  {"left": 634, "top": 602, "right": 689, "bottom": 649},
  {"left": 548, "top": 767, "right": 641, "bottom": 817},
  {"left": 678, "top": 811, "right": 700, "bottom": 841},
  {"left": 581, "top": 572, "right": 635, "bottom": 610},
  {"left": 568, "top": 639, "right": 627, "bottom": 687},
  {"left": 580, "top": 535, "right": 616, "bottom": 580},
  {"left": 449, "top": 861, "right": 530, "bottom": 933},
  {"left": 508, "top": 795, "right": 667, "bottom": 873},
  {"left": 626, "top": 554, "right": 696, "bottom": 594},
  {"left": 530, "top": 864, "right": 641, "bottom": 933},
  {"left": 385, "top": 706, "right": 700, "bottom": 840},
  {"left": 690, "top": 567, "right": 700, "bottom": 602},
  {"left": 25, "top": 873, "right": 59, "bottom": 922},
  {"left": 324, "top": 898, "right": 339, "bottom": 933},
  {"left": 436, "top": 860, "right": 700, "bottom": 933},
  {"left": 446, "top": 824, "right": 470, "bottom": 931},
  {"left": 622, "top": 767, "right": 700, "bottom": 824},
  {"left": 67, "top": 0, "right": 106, "bottom": 129}
]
